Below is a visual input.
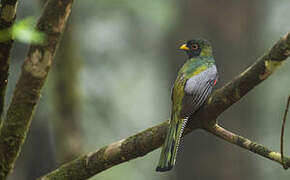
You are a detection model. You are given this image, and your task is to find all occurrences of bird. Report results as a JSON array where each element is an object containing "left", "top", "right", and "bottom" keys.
[{"left": 156, "top": 39, "right": 218, "bottom": 172}]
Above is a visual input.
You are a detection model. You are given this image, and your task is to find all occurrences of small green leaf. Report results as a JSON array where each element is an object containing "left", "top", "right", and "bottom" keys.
[{"left": 12, "top": 17, "right": 45, "bottom": 44}]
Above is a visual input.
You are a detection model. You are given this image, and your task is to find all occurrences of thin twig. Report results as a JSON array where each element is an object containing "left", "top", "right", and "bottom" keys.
[
  {"left": 205, "top": 123, "right": 290, "bottom": 168},
  {"left": 281, "top": 96, "right": 290, "bottom": 169}
]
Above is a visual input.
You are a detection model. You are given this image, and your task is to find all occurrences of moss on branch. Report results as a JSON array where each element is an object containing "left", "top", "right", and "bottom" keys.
[
  {"left": 0, "top": 0, "right": 19, "bottom": 120},
  {"left": 40, "top": 32, "right": 290, "bottom": 179},
  {"left": 0, "top": 0, "right": 74, "bottom": 179},
  {"left": 39, "top": 122, "right": 170, "bottom": 180}
]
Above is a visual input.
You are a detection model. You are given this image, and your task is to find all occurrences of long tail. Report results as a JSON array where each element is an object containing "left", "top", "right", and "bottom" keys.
[{"left": 156, "top": 115, "right": 187, "bottom": 172}]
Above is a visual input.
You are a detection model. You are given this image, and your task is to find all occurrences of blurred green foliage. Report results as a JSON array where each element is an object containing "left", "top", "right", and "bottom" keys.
[{"left": 0, "top": 17, "right": 45, "bottom": 44}]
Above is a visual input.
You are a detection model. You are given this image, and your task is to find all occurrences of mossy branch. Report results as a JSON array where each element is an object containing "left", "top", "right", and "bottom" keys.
[
  {"left": 0, "top": 0, "right": 19, "bottom": 120},
  {"left": 0, "top": 0, "right": 74, "bottom": 179},
  {"left": 39, "top": 32, "right": 290, "bottom": 180}
]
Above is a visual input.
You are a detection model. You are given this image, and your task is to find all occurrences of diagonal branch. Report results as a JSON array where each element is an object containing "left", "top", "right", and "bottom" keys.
[
  {"left": 39, "top": 32, "right": 290, "bottom": 180},
  {"left": 0, "top": 0, "right": 19, "bottom": 120},
  {"left": 0, "top": 0, "right": 74, "bottom": 179},
  {"left": 204, "top": 123, "right": 290, "bottom": 169}
]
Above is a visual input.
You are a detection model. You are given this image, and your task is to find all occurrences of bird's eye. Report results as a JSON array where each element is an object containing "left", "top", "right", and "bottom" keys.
[{"left": 191, "top": 44, "right": 199, "bottom": 50}]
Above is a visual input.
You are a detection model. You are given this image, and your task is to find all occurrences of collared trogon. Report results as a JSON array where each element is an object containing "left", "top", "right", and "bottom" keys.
[{"left": 156, "top": 39, "right": 218, "bottom": 172}]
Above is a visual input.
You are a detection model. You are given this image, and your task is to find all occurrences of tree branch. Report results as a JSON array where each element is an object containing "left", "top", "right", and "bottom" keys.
[
  {"left": 281, "top": 96, "right": 290, "bottom": 169},
  {"left": 38, "top": 122, "right": 170, "bottom": 180},
  {"left": 39, "top": 32, "right": 290, "bottom": 180},
  {"left": 0, "top": 0, "right": 19, "bottom": 120},
  {"left": 204, "top": 123, "right": 290, "bottom": 169},
  {"left": 0, "top": 0, "right": 73, "bottom": 179}
]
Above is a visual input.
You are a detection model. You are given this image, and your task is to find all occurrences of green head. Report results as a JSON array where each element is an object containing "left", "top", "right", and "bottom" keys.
[{"left": 179, "top": 39, "right": 213, "bottom": 59}]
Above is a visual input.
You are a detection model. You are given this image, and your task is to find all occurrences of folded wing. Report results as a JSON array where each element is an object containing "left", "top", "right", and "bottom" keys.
[{"left": 180, "top": 65, "right": 218, "bottom": 118}]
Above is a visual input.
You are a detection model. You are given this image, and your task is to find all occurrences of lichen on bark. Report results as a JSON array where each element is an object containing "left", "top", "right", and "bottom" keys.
[
  {"left": 0, "top": 0, "right": 74, "bottom": 179},
  {"left": 0, "top": 0, "right": 19, "bottom": 122}
]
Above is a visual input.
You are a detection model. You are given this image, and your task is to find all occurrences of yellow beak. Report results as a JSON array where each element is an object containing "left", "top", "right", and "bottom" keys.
[{"left": 179, "top": 44, "right": 189, "bottom": 50}]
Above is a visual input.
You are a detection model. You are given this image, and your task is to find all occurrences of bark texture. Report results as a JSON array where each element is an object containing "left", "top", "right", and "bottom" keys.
[
  {"left": 0, "top": 0, "right": 73, "bottom": 179},
  {"left": 0, "top": 0, "right": 19, "bottom": 120},
  {"left": 39, "top": 32, "right": 290, "bottom": 180}
]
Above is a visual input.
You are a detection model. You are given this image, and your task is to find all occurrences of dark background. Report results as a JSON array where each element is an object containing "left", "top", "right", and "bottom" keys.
[{"left": 6, "top": 0, "right": 290, "bottom": 179}]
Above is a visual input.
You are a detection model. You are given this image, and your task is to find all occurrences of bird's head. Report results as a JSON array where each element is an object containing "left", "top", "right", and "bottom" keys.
[{"left": 179, "top": 39, "right": 213, "bottom": 59}]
